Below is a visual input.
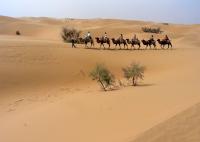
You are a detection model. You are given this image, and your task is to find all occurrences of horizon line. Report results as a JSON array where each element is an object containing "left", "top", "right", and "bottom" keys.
[{"left": 1, "top": 15, "right": 200, "bottom": 25}]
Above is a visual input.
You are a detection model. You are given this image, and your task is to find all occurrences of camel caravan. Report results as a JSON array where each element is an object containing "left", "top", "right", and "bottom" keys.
[{"left": 71, "top": 31, "right": 173, "bottom": 50}]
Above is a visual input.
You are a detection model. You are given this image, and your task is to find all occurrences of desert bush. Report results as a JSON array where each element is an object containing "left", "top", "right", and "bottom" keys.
[
  {"left": 142, "top": 27, "right": 161, "bottom": 34},
  {"left": 61, "top": 27, "right": 81, "bottom": 43},
  {"left": 90, "top": 64, "right": 115, "bottom": 91},
  {"left": 122, "top": 63, "right": 145, "bottom": 86},
  {"left": 162, "top": 23, "right": 169, "bottom": 25},
  {"left": 16, "top": 30, "right": 21, "bottom": 35}
]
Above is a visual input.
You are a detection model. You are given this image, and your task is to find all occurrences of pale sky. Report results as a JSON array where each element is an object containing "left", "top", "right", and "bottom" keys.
[{"left": 0, "top": 0, "right": 200, "bottom": 24}]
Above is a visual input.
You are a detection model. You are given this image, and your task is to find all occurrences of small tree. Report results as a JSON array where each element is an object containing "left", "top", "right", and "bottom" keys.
[
  {"left": 61, "top": 27, "right": 81, "bottom": 43},
  {"left": 142, "top": 27, "right": 161, "bottom": 34},
  {"left": 122, "top": 63, "right": 145, "bottom": 86},
  {"left": 90, "top": 64, "right": 115, "bottom": 91}
]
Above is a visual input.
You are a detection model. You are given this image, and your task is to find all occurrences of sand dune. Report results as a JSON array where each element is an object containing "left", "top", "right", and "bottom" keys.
[
  {"left": 0, "top": 16, "right": 200, "bottom": 142},
  {"left": 132, "top": 103, "right": 200, "bottom": 142}
]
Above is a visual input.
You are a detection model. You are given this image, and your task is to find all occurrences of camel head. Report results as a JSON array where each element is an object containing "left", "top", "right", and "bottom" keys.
[
  {"left": 157, "top": 39, "right": 161, "bottom": 43},
  {"left": 95, "top": 37, "right": 100, "bottom": 40}
]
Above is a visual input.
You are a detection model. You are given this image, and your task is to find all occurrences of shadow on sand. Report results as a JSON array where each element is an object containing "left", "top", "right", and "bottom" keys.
[
  {"left": 82, "top": 47, "right": 174, "bottom": 51},
  {"left": 136, "top": 83, "right": 156, "bottom": 87}
]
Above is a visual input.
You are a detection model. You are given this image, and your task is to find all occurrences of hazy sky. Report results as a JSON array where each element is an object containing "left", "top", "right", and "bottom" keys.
[{"left": 1, "top": 0, "right": 200, "bottom": 24}]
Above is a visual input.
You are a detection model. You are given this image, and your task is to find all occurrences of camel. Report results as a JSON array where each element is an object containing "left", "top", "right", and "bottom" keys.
[
  {"left": 141, "top": 39, "right": 156, "bottom": 49},
  {"left": 126, "top": 39, "right": 141, "bottom": 50},
  {"left": 157, "top": 39, "right": 172, "bottom": 49},
  {"left": 95, "top": 37, "right": 110, "bottom": 49},
  {"left": 111, "top": 38, "right": 128, "bottom": 50},
  {"left": 70, "top": 38, "right": 85, "bottom": 48},
  {"left": 83, "top": 37, "right": 94, "bottom": 48}
]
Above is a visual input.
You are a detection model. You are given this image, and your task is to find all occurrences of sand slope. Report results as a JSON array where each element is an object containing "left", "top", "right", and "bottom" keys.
[
  {"left": 132, "top": 103, "right": 200, "bottom": 142},
  {"left": 0, "top": 16, "right": 200, "bottom": 142}
]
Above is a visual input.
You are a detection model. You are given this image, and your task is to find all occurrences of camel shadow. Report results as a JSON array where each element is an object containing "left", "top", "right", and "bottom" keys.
[
  {"left": 84, "top": 47, "right": 101, "bottom": 50},
  {"left": 76, "top": 46, "right": 175, "bottom": 51}
]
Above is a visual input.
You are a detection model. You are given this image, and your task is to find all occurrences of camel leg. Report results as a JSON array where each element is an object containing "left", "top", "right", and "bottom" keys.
[
  {"left": 130, "top": 44, "right": 133, "bottom": 50},
  {"left": 168, "top": 43, "right": 173, "bottom": 49},
  {"left": 138, "top": 44, "right": 140, "bottom": 50},
  {"left": 125, "top": 44, "right": 127, "bottom": 50},
  {"left": 170, "top": 43, "right": 173, "bottom": 49}
]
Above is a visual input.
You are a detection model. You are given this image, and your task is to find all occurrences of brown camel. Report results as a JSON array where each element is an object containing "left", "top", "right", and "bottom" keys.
[
  {"left": 126, "top": 39, "right": 141, "bottom": 50},
  {"left": 95, "top": 37, "right": 110, "bottom": 49},
  {"left": 157, "top": 39, "right": 172, "bottom": 49},
  {"left": 111, "top": 38, "right": 128, "bottom": 50}
]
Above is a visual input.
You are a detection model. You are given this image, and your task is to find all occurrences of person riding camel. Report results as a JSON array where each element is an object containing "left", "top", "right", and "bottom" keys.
[
  {"left": 150, "top": 35, "right": 154, "bottom": 41},
  {"left": 103, "top": 32, "right": 108, "bottom": 41},
  {"left": 119, "top": 34, "right": 124, "bottom": 42},
  {"left": 132, "top": 34, "right": 137, "bottom": 41},
  {"left": 86, "top": 31, "right": 91, "bottom": 39},
  {"left": 104, "top": 32, "right": 107, "bottom": 38},
  {"left": 164, "top": 35, "right": 170, "bottom": 42}
]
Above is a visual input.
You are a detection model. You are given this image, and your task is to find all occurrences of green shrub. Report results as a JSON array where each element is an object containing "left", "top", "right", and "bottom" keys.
[
  {"left": 122, "top": 63, "right": 145, "bottom": 86},
  {"left": 162, "top": 23, "right": 169, "bottom": 25},
  {"left": 90, "top": 64, "right": 115, "bottom": 91},
  {"left": 61, "top": 27, "right": 81, "bottom": 43},
  {"left": 142, "top": 27, "right": 161, "bottom": 34}
]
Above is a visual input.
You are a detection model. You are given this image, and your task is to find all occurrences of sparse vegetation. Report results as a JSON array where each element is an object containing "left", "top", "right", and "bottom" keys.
[
  {"left": 122, "top": 63, "right": 145, "bottom": 86},
  {"left": 16, "top": 30, "right": 21, "bottom": 35},
  {"left": 142, "top": 27, "right": 161, "bottom": 34},
  {"left": 61, "top": 27, "right": 81, "bottom": 43},
  {"left": 162, "top": 23, "right": 169, "bottom": 25},
  {"left": 90, "top": 64, "right": 115, "bottom": 91}
]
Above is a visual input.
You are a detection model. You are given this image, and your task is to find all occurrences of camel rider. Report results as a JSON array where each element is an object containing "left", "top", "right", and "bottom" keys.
[
  {"left": 132, "top": 34, "right": 137, "bottom": 41},
  {"left": 86, "top": 31, "right": 91, "bottom": 39},
  {"left": 119, "top": 34, "right": 123, "bottom": 42},
  {"left": 104, "top": 32, "right": 107, "bottom": 39},
  {"left": 164, "top": 35, "right": 169, "bottom": 42},
  {"left": 150, "top": 35, "right": 154, "bottom": 41},
  {"left": 104, "top": 32, "right": 108, "bottom": 41}
]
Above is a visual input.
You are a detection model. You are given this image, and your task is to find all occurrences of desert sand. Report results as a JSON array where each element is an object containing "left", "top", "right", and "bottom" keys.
[{"left": 0, "top": 15, "right": 200, "bottom": 142}]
